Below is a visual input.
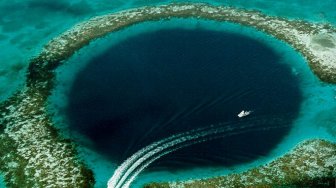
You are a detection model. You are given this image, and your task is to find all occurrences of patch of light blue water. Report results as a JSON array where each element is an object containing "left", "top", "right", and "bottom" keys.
[
  {"left": 88, "top": 0, "right": 336, "bottom": 24},
  {"left": 0, "top": 174, "right": 5, "bottom": 188},
  {"left": 213, "top": 0, "right": 336, "bottom": 24},
  {"left": 48, "top": 18, "right": 335, "bottom": 188},
  {"left": 1, "top": 0, "right": 335, "bottom": 103},
  {"left": 0, "top": 0, "right": 98, "bottom": 102}
]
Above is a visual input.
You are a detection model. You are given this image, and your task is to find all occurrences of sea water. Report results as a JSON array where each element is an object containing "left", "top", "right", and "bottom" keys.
[
  {"left": 0, "top": 0, "right": 336, "bottom": 102},
  {"left": 0, "top": 174, "right": 5, "bottom": 188},
  {"left": 47, "top": 19, "right": 336, "bottom": 188},
  {"left": 1, "top": 1, "right": 335, "bottom": 188},
  {"left": 66, "top": 28, "right": 301, "bottom": 165}
]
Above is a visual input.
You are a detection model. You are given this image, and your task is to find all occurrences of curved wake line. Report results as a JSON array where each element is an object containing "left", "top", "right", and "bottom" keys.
[
  {"left": 108, "top": 125, "right": 219, "bottom": 188},
  {"left": 107, "top": 125, "right": 216, "bottom": 188},
  {"left": 123, "top": 126, "right": 283, "bottom": 188},
  {"left": 108, "top": 117, "right": 290, "bottom": 188}
]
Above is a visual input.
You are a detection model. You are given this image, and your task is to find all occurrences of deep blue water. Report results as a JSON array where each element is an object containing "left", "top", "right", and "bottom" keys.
[
  {"left": 66, "top": 29, "right": 302, "bottom": 170},
  {"left": 1, "top": 0, "right": 336, "bottom": 103}
]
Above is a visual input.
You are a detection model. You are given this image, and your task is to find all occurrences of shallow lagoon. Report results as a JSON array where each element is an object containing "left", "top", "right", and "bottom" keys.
[{"left": 48, "top": 19, "right": 336, "bottom": 188}]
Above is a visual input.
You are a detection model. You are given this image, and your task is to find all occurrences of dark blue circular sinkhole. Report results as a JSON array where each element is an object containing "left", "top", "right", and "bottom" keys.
[{"left": 67, "top": 28, "right": 302, "bottom": 170}]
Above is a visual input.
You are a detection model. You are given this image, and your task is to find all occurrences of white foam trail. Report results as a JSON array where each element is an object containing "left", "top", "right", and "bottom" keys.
[
  {"left": 109, "top": 124, "right": 247, "bottom": 188},
  {"left": 121, "top": 124, "right": 284, "bottom": 188},
  {"left": 108, "top": 117, "right": 288, "bottom": 188},
  {"left": 107, "top": 126, "right": 215, "bottom": 188},
  {"left": 123, "top": 125, "right": 285, "bottom": 188}
]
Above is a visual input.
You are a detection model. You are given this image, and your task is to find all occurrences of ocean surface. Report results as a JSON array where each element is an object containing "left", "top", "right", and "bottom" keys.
[
  {"left": 1, "top": 0, "right": 336, "bottom": 103},
  {"left": 0, "top": 174, "right": 4, "bottom": 188},
  {"left": 66, "top": 28, "right": 301, "bottom": 167},
  {"left": 49, "top": 19, "right": 336, "bottom": 187},
  {"left": 1, "top": 1, "right": 336, "bottom": 188}
]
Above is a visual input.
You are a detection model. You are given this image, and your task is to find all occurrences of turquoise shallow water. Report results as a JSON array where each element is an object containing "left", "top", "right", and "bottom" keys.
[
  {"left": 0, "top": 0, "right": 336, "bottom": 102},
  {"left": 0, "top": 174, "right": 5, "bottom": 188},
  {"left": 48, "top": 19, "right": 336, "bottom": 188},
  {"left": 0, "top": 1, "right": 335, "bottom": 188}
]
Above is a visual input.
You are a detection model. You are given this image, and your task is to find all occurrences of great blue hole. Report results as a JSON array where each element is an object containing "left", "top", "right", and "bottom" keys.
[{"left": 66, "top": 28, "right": 302, "bottom": 170}]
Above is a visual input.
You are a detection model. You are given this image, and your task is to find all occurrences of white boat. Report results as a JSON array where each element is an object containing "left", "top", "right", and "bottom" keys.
[{"left": 238, "top": 110, "right": 252, "bottom": 118}]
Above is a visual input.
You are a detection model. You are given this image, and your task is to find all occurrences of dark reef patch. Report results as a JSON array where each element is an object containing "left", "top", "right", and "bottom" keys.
[{"left": 66, "top": 28, "right": 302, "bottom": 170}]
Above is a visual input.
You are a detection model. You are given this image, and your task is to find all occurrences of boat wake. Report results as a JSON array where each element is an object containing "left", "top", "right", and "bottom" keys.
[{"left": 107, "top": 116, "right": 290, "bottom": 188}]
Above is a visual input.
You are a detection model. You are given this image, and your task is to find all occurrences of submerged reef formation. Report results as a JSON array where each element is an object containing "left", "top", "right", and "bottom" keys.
[
  {"left": 36, "top": 3, "right": 336, "bottom": 84},
  {"left": 0, "top": 89, "right": 94, "bottom": 187},
  {"left": 145, "top": 139, "right": 336, "bottom": 188},
  {"left": 0, "top": 3, "right": 335, "bottom": 187}
]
